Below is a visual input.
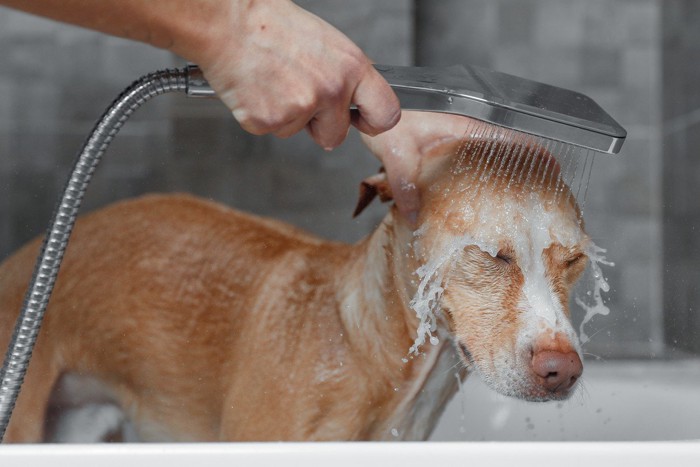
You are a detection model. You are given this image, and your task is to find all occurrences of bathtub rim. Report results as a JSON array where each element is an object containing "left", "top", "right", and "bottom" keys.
[{"left": 0, "top": 441, "right": 699, "bottom": 467}]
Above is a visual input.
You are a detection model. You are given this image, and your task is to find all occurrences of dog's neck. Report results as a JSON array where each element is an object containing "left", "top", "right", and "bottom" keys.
[{"left": 336, "top": 209, "right": 465, "bottom": 440}]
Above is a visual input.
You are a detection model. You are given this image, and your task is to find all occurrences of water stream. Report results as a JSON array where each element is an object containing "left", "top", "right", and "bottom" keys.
[{"left": 406, "top": 120, "right": 612, "bottom": 356}]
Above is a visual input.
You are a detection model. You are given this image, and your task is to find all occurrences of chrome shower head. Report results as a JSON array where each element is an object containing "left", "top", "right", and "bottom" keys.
[
  {"left": 372, "top": 64, "right": 626, "bottom": 154},
  {"left": 187, "top": 64, "right": 627, "bottom": 154}
]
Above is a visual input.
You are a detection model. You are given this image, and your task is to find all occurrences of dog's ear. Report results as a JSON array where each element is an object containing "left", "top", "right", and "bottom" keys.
[{"left": 353, "top": 168, "right": 393, "bottom": 218}]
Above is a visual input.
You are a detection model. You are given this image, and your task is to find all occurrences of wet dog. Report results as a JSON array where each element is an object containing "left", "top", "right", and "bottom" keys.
[{"left": 0, "top": 112, "right": 588, "bottom": 442}]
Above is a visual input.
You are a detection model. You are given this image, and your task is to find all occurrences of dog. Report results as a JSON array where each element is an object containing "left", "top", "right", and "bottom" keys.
[{"left": 0, "top": 111, "right": 589, "bottom": 442}]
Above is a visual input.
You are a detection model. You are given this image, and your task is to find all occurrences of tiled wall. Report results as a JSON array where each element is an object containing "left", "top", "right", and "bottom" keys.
[
  {"left": 662, "top": 0, "right": 700, "bottom": 354},
  {"left": 0, "top": 10, "right": 176, "bottom": 255},
  {"left": 0, "top": 2, "right": 695, "bottom": 358},
  {"left": 0, "top": 1, "right": 414, "bottom": 256}
]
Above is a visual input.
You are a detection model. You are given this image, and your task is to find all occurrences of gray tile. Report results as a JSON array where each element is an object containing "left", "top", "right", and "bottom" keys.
[
  {"left": 301, "top": 0, "right": 413, "bottom": 66},
  {"left": 662, "top": 129, "right": 691, "bottom": 218},
  {"left": 679, "top": 0, "right": 700, "bottom": 49},
  {"left": 0, "top": 8, "right": 60, "bottom": 38},
  {"left": 661, "top": 0, "right": 685, "bottom": 49},
  {"left": 100, "top": 41, "right": 175, "bottom": 89},
  {"left": 0, "top": 131, "right": 10, "bottom": 175},
  {"left": 497, "top": 0, "right": 535, "bottom": 46},
  {"left": 580, "top": 47, "right": 622, "bottom": 87},
  {"left": 0, "top": 36, "right": 59, "bottom": 82},
  {"left": 622, "top": 47, "right": 660, "bottom": 98},
  {"left": 531, "top": 47, "right": 583, "bottom": 88},
  {"left": 415, "top": 0, "right": 498, "bottom": 67},
  {"left": 581, "top": 0, "right": 626, "bottom": 47},
  {"left": 492, "top": 45, "right": 540, "bottom": 82},
  {"left": 7, "top": 168, "right": 57, "bottom": 250},
  {"left": 533, "top": 0, "right": 587, "bottom": 49},
  {"left": 621, "top": 0, "right": 659, "bottom": 47}
]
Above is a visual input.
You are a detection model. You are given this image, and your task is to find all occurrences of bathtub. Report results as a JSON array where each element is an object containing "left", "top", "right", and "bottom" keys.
[
  {"left": 432, "top": 358, "right": 700, "bottom": 441},
  {"left": 1, "top": 360, "right": 699, "bottom": 466}
]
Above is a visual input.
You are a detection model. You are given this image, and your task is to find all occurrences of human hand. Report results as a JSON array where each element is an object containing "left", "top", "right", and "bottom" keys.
[
  {"left": 0, "top": 0, "right": 400, "bottom": 147},
  {"left": 184, "top": 0, "right": 400, "bottom": 150},
  {"left": 361, "top": 111, "right": 476, "bottom": 226}
]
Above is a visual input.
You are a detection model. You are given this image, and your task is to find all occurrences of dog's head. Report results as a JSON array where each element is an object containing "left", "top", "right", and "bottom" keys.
[{"left": 359, "top": 112, "right": 589, "bottom": 401}]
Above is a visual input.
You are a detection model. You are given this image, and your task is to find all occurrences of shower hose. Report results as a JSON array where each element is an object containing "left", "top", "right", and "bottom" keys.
[{"left": 0, "top": 66, "right": 213, "bottom": 441}]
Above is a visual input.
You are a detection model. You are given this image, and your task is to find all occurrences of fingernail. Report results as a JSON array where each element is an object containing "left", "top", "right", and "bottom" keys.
[{"left": 232, "top": 108, "right": 248, "bottom": 122}]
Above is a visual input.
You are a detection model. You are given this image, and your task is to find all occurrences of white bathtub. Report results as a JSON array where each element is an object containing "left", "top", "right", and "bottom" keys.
[
  {"left": 0, "top": 442, "right": 699, "bottom": 467},
  {"left": 431, "top": 359, "right": 700, "bottom": 441},
  {"left": 1, "top": 360, "right": 700, "bottom": 466}
]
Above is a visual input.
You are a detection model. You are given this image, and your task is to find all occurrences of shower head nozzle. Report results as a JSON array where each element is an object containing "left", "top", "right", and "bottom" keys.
[{"left": 373, "top": 64, "right": 626, "bottom": 155}]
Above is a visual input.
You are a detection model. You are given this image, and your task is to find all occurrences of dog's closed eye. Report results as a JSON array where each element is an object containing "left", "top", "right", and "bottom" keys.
[
  {"left": 496, "top": 247, "right": 517, "bottom": 266},
  {"left": 496, "top": 249, "right": 515, "bottom": 266},
  {"left": 565, "top": 253, "right": 585, "bottom": 267}
]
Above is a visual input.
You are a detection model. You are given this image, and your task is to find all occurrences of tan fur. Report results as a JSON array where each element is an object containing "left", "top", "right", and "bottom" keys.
[{"left": 0, "top": 115, "right": 589, "bottom": 442}]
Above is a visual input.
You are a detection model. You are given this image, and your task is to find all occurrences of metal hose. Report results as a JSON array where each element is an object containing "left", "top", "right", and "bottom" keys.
[{"left": 0, "top": 67, "right": 195, "bottom": 441}]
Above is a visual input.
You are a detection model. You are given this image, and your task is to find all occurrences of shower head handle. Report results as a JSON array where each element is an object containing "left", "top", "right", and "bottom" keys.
[{"left": 185, "top": 64, "right": 627, "bottom": 154}]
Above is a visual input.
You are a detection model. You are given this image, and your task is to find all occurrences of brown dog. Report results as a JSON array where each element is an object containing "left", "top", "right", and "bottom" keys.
[{"left": 0, "top": 112, "right": 589, "bottom": 442}]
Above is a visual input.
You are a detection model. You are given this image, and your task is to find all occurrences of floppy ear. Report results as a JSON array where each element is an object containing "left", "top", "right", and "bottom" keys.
[{"left": 353, "top": 168, "right": 394, "bottom": 218}]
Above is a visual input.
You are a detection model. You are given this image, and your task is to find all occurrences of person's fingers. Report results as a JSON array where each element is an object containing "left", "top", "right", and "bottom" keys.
[
  {"left": 232, "top": 94, "right": 316, "bottom": 138},
  {"left": 202, "top": 2, "right": 398, "bottom": 148},
  {"left": 306, "top": 104, "right": 352, "bottom": 150},
  {"left": 351, "top": 67, "right": 401, "bottom": 136},
  {"left": 272, "top": 113, "right": 313, "bottom": 139}
]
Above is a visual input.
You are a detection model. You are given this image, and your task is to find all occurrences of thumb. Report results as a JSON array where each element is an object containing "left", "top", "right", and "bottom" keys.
[
  {"left": 351, "top": 65, "right": 401, "bottom": 136},
  {"left": 380, "top": 150, "right": 421, "bottom": 227}
]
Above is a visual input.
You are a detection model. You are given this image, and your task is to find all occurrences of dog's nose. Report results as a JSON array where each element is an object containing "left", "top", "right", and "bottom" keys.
[{"left": 531, "top": 350, "right": 582, "bottom": 392}]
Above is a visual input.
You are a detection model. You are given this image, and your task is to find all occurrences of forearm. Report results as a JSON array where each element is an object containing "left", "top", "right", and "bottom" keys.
[
  {"left": 1, "top": 0, "right": 401, "bottom": 152},
  {"left": 0, "top": 0, "right": 237, "bottom": 62}
]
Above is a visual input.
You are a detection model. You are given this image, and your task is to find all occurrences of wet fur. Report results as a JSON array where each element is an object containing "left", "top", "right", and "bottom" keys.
[{"left": 0, "top": 122, "right": 587, "bottom": 442}]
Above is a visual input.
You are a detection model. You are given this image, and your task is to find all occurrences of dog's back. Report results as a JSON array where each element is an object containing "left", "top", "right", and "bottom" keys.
[{"left": 0, "top": 193, "right": 360, "bottom": 442}]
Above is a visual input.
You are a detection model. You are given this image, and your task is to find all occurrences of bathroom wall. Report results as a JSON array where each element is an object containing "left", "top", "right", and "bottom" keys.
[
  {"left": 0, "top": 1, "right": 414, "bottom": 255},
  {"left": 0, "top": 1, "right": 694, "bottom": 358},
  {"left": 0, "top": 10, "right": 176, "bottom": 254},
  {"left": 662, "top": 0, "right": 700, "bottom": 354}
]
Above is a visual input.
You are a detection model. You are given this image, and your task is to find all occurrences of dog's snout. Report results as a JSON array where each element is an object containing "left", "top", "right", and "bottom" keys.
[{"left": 531, "top": 350, "right": 582, "bottom": 392}]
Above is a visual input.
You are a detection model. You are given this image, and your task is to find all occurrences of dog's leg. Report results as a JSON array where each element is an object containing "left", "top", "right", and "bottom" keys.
[
  {"left": 44, "top": 403, "right": 133, "bottom": 443},
  {"left": 42, "top": 372, "right": 137, "bottom": 443}
]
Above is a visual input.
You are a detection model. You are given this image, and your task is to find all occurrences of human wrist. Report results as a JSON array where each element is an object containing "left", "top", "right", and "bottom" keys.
[
  {"left": 153, "top": 1, "right": 225, "bottom": 65},
  {"left": 167, "top": 0, "right": 284, "bottom": 68}
]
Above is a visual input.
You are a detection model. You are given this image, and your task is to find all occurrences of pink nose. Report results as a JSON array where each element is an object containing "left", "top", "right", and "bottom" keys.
[{"left": 531, "top": 350, "right": 582, "bottom": 392}]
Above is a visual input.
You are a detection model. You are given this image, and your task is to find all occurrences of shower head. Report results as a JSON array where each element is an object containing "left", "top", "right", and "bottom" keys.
[
  {"left": 372, "top": 65, "right": 626, "bottom": 154},
  {"left": 187, "top": 64, "right": 627, "bottom": 154}
]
